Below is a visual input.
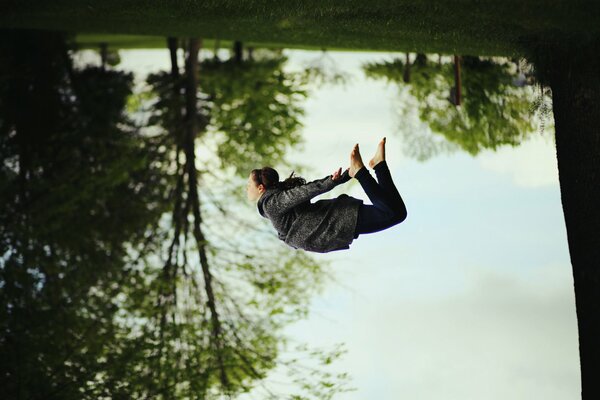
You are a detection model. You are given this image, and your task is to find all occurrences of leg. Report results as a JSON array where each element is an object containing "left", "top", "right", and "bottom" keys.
[
  {"left": 354, "top": 166, "right": 407, "bottom": 220},
  {"left": 354, "top": 203, "right": 404, "bottom": 236},
  {"left": 368, "top": 136, "right": 406, "bottom": 216},
  {"left": 373, "top": 160, "right": 405, "bottom": 214},
  {"left": 348, "top": 140, "right": 407, "bottom": 237},
  {"left": 369, "top": 137, "right": 400, "bottom": 198}
]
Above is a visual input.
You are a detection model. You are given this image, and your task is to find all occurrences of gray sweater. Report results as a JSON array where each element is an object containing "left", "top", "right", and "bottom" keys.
[{"left": 257, "top": 172, "right": 363, "bottom": 253}]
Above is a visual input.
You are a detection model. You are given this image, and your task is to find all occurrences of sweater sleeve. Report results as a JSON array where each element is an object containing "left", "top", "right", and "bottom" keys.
[{"left": 263, "top": 175, "right": 340, "bottom": 216}]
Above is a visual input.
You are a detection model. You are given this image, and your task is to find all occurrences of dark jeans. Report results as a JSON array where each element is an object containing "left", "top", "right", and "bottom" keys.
[{"left": 353, "top": 161, "right": 407, "bottom": 237}]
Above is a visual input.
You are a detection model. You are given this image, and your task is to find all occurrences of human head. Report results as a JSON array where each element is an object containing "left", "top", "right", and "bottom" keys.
[{"left": 247, "top": 167, "right": 279, "bottom": 201}]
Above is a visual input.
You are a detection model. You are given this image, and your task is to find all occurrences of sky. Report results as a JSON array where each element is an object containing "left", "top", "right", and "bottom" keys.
[
  {"left": 100, "top": 48, "right": 579, "bottom": 399},
  {"left": 281, "top": 50, "right": 578, "bottom": 400}
]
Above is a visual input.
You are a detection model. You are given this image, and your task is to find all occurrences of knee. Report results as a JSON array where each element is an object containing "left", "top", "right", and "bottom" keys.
[{"left": 392, "top": 209, "right": 407, "bottom": 224}]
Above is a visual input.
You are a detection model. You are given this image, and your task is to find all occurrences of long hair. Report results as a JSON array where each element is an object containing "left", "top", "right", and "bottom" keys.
[{"left": 251, "top": 167, "right": 306, "bottom": 191}]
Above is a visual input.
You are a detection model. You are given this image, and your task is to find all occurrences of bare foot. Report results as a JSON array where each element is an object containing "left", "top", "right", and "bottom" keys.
[
  {"left": 349, "top": 143, "right": 365, "bottom": 178},
  {"left": 369, "top": 137, "right": 386, "bottom": 168}
]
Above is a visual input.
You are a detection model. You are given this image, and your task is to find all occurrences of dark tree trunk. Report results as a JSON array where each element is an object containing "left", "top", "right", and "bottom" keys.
[
  {"left": 403, "top": 52, "right": 411, "bottom": 83},
  {"left": 183, "top": 37, "right": 230, "bottom": 391},
  {"left": 233, "top": 40, "right": 243, "bottom": 64},
  {"left": 213, "top": 38, "right": 221, "bottom": 61},
  {"left": 415, "top": 53, "right": 427, "bottom": 67},
  {"left": 167, "top": 37, "right": 179, "bottom": 78},
  {"left": 537, "top": 43, "right": 600, "bottom": 399},
  {"left": 99, "top": 42, "right": 108, "bottom": 71}
]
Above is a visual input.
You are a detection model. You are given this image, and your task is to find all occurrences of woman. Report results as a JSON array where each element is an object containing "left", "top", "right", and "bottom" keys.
[{"left": 247, "top": 137, "right": 407, "bottom": 253}]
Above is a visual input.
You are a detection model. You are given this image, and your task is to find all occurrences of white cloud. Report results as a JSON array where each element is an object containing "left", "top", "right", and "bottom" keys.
[
  {"left": 290, "top": 262, "right": 580, "bottom": 400},
  {"left": 478, "top": 135, "right": 559, "bottom": 188}
]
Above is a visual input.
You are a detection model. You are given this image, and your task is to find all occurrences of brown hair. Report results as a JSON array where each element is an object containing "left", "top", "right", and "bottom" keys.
[{"left": 251, "top": 167, "right": 306, "bottom": 191}]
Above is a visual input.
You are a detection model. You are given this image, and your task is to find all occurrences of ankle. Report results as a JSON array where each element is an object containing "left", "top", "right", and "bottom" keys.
[
  {"left": 373, "top": 160, "right": 387, "bottom": 171},
  {"left": 354, "top": 166, "right": 368, "bottom": 179}
]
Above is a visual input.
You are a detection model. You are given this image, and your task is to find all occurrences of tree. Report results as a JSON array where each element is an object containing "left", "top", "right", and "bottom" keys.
[
  {"left": 0, "top": 29, "right": 169, "bottom": 399},
  {"left": 198, "top": 48, "right": 309, "bottom": 176},
  {"left": 1, "top": 30, "right": 351, "bottom": 400},
  {"left": 531, "top": 41, "right": 600, "bottom": 399},
  {"left": 363, "top": 54, "right": 538, "bottom": 160},
  {"left": 115, "top": 38, "right": 350, "bottom": 398},
  {"left": 303, "top": 49, "right": 351, "bottom": 87}
]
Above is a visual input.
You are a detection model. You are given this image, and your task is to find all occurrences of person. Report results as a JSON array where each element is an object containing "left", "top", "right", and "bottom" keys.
[{"left": 247, "top": 137, "right": 407, "bottom": 253}]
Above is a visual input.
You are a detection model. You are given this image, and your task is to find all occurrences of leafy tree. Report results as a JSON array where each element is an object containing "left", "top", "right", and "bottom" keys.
[
  {"left": 199, "top": 49, "right": 308, "bottom": 176},
  {"left": 364, "top": 54, "right": 538, "bottom": 160},
  {"left": 0, "top": 30, "right": 169, "bottom": 399},
  {"left": 1, "top": 31, "right": 351, "bottom": 399},
  {"left": 303, "top": 49, "right": 351, "bottom": 87},
  {"left": 115, "top": 39, "right": 350, "bottom": 399}
]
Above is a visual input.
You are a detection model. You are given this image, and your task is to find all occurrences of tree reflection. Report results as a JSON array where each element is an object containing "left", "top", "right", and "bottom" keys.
[
  {"left": 364, "top": 54, "right": 538, "bottom": 160},
  {"left": 0, "top": 32, "right": 349, "bottom": 399}
]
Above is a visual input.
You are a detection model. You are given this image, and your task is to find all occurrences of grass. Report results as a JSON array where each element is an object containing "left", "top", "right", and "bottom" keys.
[
  {"left": 75, "top": 34, "right": 176, "bottom": 50},
  {"left": 1, "top": 1, "right": 599, "bottom": 55},
  {"left": 74, "top": 35, "right": 346, "bottom": 52}
]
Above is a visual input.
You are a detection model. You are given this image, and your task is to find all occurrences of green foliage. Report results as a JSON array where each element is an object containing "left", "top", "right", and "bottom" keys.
[
  {"left": 364, "top": 54, "right": 538, "bottom": 160},
  {"left": 529, "top": 83, "right": 554, "bottom": 135},
  {"left": 302, "top": 50, "right": 351, "bottom": 87},
  {"left": 1, "top": 31, "right": 351, "bottom": 399},
  {"left": 112, "top": 42, "right": 350, "bottom": 398},
  {"left": 0, "top": 30, "right": 170, "bottom": 399},
  {"left": 200, "top": 51, "right": 308, "bottom": 175},
  {"left": 364, "top": 58, "right": 408, "bottom": 84},
  {"left": 99, "top": 218, "right": 331, "bottom": 399}
]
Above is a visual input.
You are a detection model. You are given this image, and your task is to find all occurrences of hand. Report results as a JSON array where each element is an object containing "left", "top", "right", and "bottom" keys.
[
  {"left": 331, "top": 167, "right": 343, "bottom": 181},
  {"left": 332, "top": 167, "right": 351, "bottom": 184}
]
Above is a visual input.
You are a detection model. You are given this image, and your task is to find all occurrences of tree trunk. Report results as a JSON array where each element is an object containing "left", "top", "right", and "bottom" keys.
[
  {"left": 183, "top": 37, "right": 230, "bottom": 391},
  {"left": 542, "top": 45, "right": 600, "bottom": 399},
  {"left": 213, "top": 38, "right": 221, "bottom": 61},
  {"left": 233, "top": 40, "right": 243, "bottom": 64},
  {"left": 403, "top": 52, "right": 411, "bottom": 83},
  {"left": 167, "top": 37, "right": 179, "bottom": 78},
  {"left": 99, "top": 42, "right": 108, "bottom": 71}
]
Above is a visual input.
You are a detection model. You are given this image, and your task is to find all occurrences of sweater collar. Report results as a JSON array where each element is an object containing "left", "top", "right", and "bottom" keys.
[{"left": 256, "top": 188, "right": 277, "bottom": 217}]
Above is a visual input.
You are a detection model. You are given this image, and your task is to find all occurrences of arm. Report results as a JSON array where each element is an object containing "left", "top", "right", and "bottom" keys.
[
  {"left": 335, "top": 168, "right": 351, "bottom": 184},
  {"left": 263, "top": 174, "right": 341, "bottom": 216}
]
